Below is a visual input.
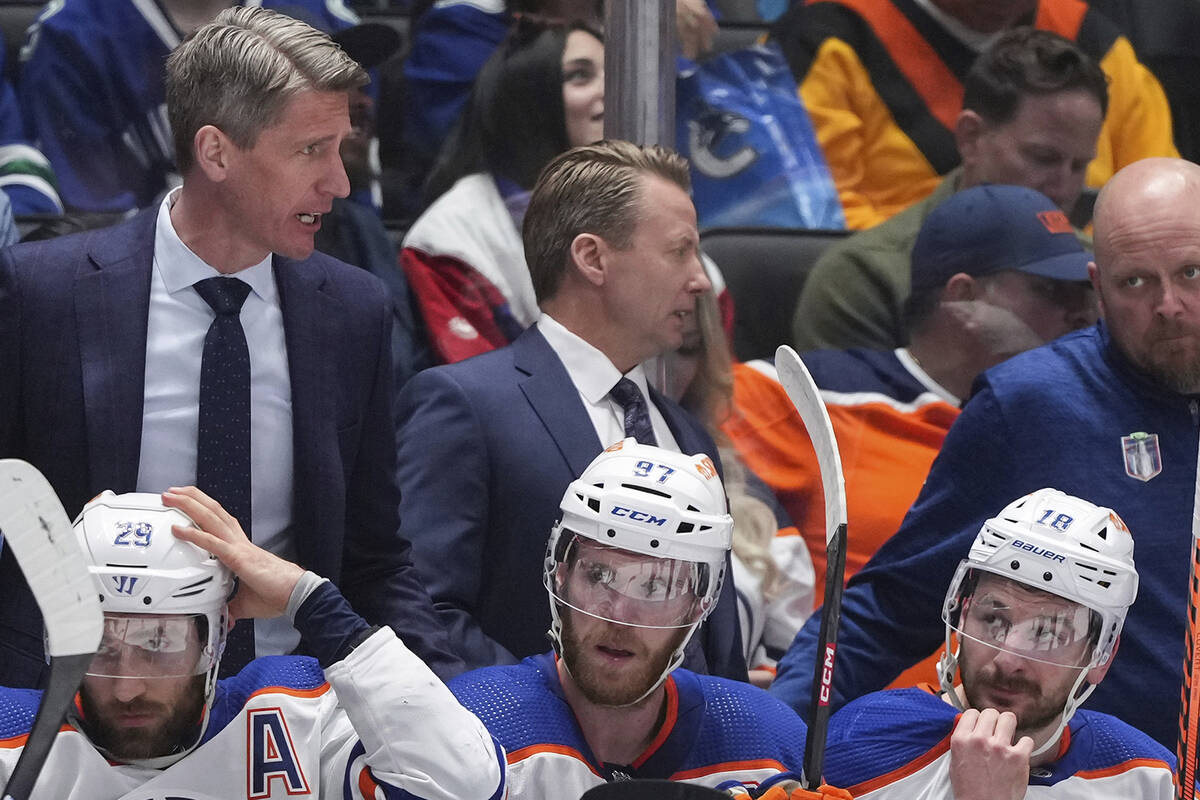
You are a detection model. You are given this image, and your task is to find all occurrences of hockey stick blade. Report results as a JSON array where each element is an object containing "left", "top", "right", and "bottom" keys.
[
  {"left": 775, "top": 346, "right": 848, "bottom": 791},
  {"left": 0, "top": 459, "right": 102, "bottom": 800}
]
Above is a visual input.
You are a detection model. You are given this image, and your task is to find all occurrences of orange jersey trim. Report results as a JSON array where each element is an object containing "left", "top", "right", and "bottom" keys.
[
  {"left": 806, "top": 0, "right": 963, "bottom": 130},
  {"left": 507, "top": 743, "right": 603, "bottom": 778},
  {"left": 848, "top": 730, "right": 952, "bottom": 796},
  {"left": 1076, "top": 757, "right": 1175, "bottom": 781},
  {"left": 246, "top": 682, "right": 331, "bottom": 702},
  {"left": 0, "top": 724, "right": 73, "bottom": 749},
  {"left": 671, "top": 758, "right": 789, "bottom": 782},
  {"left": 634, "top": 677, "right": 679, "bottom": 768}
]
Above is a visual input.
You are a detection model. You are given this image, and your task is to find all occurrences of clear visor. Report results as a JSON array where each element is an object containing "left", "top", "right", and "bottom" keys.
[
  {"left": 548, "top": 534, "right": 712, "bottom": 629},
  {"left": 945, "top": 573, "right": 1100, "bottom": 668},
  {"left": 87, "top": 614, "right": 216, "bottom": 679}
]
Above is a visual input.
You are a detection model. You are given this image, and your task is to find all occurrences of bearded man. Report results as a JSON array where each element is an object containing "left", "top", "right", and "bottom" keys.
[{"left": 772, "top": 157, "right": 1200, "bottom": 752}]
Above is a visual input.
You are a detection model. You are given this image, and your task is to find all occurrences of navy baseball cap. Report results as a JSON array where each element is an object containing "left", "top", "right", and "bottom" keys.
[{"left": 910, "top": 184, "right": 1092, "bottom": 293}]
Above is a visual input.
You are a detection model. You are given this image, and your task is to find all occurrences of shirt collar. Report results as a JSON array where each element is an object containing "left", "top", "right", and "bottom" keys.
[
  {"left": 154, "top": 189, "right": 276, "bottom": 301},
  {"left": 537, "top": 312, "right": 652, "bottom": 401}
]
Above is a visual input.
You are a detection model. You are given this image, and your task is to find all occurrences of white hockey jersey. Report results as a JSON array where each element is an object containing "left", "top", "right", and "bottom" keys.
[
  {"left": 823, "top": 687, "right": 1176, "bottom": 799},
  {"left": 0, "top": 629, "right": 505, "bottom": 800}
]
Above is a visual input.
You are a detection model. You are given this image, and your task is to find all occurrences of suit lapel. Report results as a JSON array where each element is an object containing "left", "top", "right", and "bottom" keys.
[
  {"left": 275, "top": 255, "right": 340, "bottom": 572},
  {"left": 76, "top": 211, "right": 156, "bottom": 494},
  {"left": 514, "top": 326, "right": 602, "bottom": 478}
]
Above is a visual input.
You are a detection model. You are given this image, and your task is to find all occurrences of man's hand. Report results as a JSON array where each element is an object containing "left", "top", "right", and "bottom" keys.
[
  {"left": 950, "top": 708, "right": 1033, "bottom": 800},
  {"left": 163, "top": 486, "right": 304, "bottom": 621},
  {"left": 676, "top": 0, "right": 718, "bottom": 60}
]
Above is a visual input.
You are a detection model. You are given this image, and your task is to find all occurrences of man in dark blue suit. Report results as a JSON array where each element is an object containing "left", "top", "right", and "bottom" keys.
[
  {"left": 0, "top": 6, "right": 461, "bottom": 687},
  {"left": 397, "top": 140, "right": 747, "bottom": 679}
]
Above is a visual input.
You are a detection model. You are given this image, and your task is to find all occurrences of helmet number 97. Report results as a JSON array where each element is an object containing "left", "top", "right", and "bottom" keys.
[
  {"left": 634, "top": 460, "right": 676, "bottom": 484},
  {"left": 113, "top": 520, "right": 153, "bottom": 547}
]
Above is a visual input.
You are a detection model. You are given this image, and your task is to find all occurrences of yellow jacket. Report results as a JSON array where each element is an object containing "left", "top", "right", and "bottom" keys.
[{"left": 774, "top": 0, "right": 1178, "bottom": 229}]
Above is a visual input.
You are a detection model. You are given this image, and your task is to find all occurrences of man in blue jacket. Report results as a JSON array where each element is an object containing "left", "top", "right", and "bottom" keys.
[{"left": 771, "top": 156, "right": 1200, "bottom": 750}]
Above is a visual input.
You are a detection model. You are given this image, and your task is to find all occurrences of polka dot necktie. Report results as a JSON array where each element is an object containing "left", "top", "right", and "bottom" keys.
[
  {"left": 609, "top": 377, "right": 658, "bottom": 446},
  {"left": 193, "top": 276, "right": 254, "bottom": 676}
]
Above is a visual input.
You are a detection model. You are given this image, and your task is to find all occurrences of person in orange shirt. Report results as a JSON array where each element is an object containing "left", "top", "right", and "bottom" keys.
[
  {"left": 773, "top": 0, "right": 1177, "bottom": 230},
  {"left": 725, "top": 184, "right": 1095, "bottom": 686}
]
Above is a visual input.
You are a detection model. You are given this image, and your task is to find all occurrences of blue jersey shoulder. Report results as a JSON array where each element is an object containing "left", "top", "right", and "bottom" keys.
[
  {"left": 1043, "top": 709, "right": 1177, "bottom": 784},
  {"left": 449, "top": 655, "right": 590, "bottom": 757},
  {"left": 0, "top": 688, "right": 43, "bottom": 739},
  {"left": 823, "top": 688, "right": 954, "bottom": 788},
  {"left": 205, "top": 655, "right": 328, "bottom": 738},
  {"left": 680, "top": 671, "right": 808, "bottom": 771}
]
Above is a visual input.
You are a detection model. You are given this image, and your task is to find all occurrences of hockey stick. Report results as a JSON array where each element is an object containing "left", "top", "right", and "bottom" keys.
[
  {"left": 1178, "top": 434, "right": 1200, "bottom": 800},
  {"left": 774, "top": 346, "right": 848, "bottom": 792},
  {"left": 0, "top": 460, "right": 103, "bottom": 800}
]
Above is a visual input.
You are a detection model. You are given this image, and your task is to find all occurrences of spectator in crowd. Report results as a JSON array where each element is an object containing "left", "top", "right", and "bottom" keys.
[
  {"left": 769, "top": 157, "right": 1200, "bottom": 751},
  {"left": 0, "top": 38, "right": 62, "bottom": 215},
  {"left": 449, "top": 442, "right": 822, "bottom": 796},
  {"left": 18, "top": 0, "right": 358, "bottom": 213},
  {"left": 0, "top": 487, "right": 504, "bottom": 800},
  {"left": 821, "top": 489, "right": 1175, "bottom": 798},
  {"left": 401, "top": 18, "right": 604, "bottom": 364},
  {"left": 395, "top": 0, "right": 713, "bottom": 217},
  {"left": 396, "top": 140, "right": 746, "bottom": 680},
  {"left": 0, "top": 6, "right": 461, "bottom": 688},
  {"left": 772, "top": 0, "right": 1176, "bottom": 231},
  {"left": 792, "top": 28, "right": 1105, "bottom": 353},
  {"left": 668, "top": 290, "right": 815, "bottom": 687},
  {"left": 730, "top": 184, "right": 1094, "bottom": 689}
]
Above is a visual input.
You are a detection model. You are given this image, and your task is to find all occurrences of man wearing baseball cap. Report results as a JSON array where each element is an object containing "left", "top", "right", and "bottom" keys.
[
  {"left": 900, "top": 183, "right": 1097, "bottom": 401},
  {"left": 728, "top": 182, "right": 1095, "bottom": 694}
]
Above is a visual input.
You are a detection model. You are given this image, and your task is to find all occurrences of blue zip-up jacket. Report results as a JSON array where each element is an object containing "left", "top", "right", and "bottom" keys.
[{"left": 770, "top": 322, "right": 1197, "bottom": 750}]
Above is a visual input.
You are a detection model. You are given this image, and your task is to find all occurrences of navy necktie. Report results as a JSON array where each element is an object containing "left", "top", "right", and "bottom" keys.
[
  {"left": 193, "top": 276, "right": 254, "bottom": 676},
  {"left": 609, "top": 377, "right": 658, "bottom": 446}
]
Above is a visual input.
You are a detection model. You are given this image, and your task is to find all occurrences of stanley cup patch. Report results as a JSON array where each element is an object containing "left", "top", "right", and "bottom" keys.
[{"left": 1122, "top": 432, "right": 1162, "bottom": 482}]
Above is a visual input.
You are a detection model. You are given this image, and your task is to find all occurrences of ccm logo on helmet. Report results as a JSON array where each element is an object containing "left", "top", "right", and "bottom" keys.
[
  {"left": 1012, "top": 539, "right": 1066, "bottom": 563},
  {"left": 610, "top": 506, "right": 668, "bottom": 526}
]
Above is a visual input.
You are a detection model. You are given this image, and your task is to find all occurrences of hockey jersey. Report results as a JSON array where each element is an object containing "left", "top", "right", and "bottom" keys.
[
  {"left": 724, "top": 350, "right": 959, "bottom": 689},
  {"left": 449, "top": 652, "right": 808, "bottom": 799},
  {"left": 823, "top": 687, "right": 1176, "bottom": 798},
  {"left": 0, "top": 38, "right": 61, "bottom": 215},
  {"left": 18, "top": 0, "right": 358, "bottom": 213},
  {"left": 773, "top": 0, "right": 1177, "bottom": 229},
  {"left": 0, "top": 629, "right": 505, "bottom": 800}
]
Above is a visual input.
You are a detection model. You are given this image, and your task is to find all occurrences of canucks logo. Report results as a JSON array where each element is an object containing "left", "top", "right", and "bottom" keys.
[{"left": 687, "top": 104, "right": 757, "bottom": 179}]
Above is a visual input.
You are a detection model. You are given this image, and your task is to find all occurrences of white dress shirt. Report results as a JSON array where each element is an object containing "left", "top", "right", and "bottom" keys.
[
  {"left": 537, "top": 313, "right": 681, "bottom": 452},
  {"left": 137, "top": 190, "right": 298, "bottom": 657}
]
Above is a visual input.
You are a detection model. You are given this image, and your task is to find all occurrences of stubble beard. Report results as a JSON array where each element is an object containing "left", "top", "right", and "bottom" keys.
[{"left": 560, "top": 612, "right": 684, "bottom": 707}]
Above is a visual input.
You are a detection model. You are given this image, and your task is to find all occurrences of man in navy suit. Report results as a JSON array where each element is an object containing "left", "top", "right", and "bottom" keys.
[
  {"left": 396, "top": 140, "right": 747, "bottom": 679},
  {"left": 0, "top": 6, "right": 461, "bottom": 688}
]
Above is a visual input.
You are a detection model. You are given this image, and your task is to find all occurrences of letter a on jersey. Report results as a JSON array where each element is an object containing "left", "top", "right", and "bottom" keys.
[
  {"left": 248, "top": 708, "right": 310, "bottom": 798},
  {"left": 1121, "top": 432, "right": 1162, "bottom": 482}
]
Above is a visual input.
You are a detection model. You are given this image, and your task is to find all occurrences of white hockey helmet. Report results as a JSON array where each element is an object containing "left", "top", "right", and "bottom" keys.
[
  {"left": 72, "top": 491, "right": 234, "bottom": 765},
  {"left": 545, "top": 439, "right": 732, "bottom": 704},
  {"left": 938, "top": 488, "right": 1138, "bottom": 753}
]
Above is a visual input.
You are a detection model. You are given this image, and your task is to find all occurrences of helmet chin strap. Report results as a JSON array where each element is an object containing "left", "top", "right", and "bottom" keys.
[{"left": 937, "top": 625, "right": 1095, "bottom": 760}]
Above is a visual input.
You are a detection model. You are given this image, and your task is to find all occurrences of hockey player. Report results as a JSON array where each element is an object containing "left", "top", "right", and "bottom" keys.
[
  {"left": 0, "top": 486, "right": 505, "bottom": 800},
  {"left": 820, "top": 489, "right": 1175, "bottom": 799},
  {"left": 449, "top": 439, "right": 846, "bottom": 799}
]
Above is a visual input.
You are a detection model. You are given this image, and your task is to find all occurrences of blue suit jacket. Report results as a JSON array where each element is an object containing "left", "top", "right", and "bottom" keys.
[
  {"left": 0, "top": 209, "right": 462, "bottom": 686},
  {"left": 396, "top": 324, "right": 748, "bottom": 679}
]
